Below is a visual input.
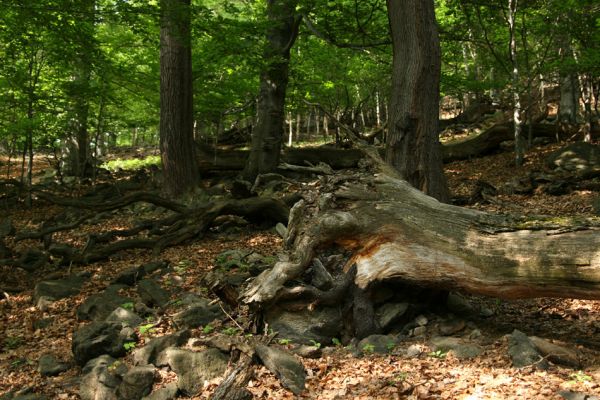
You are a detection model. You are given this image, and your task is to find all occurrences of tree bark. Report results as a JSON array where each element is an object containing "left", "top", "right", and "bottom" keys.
[
  {"left": 385, "top": 0, "right": 448, "bottom": 202},
  {"left": 160, "top": 0, "right": 199, "bottom": 196},
  {"left": 243, "top": 0, "right": 301, "bottom": 181}
]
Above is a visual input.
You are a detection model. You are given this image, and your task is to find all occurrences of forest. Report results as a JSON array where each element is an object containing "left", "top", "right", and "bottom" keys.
[{"left": 1, "top": 0, "right": 600, "bottom": 399}]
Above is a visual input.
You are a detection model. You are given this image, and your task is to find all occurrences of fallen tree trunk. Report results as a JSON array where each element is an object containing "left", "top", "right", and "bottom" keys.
[{"left": 242, "top": 159, "right": 600, "bottom": 316}]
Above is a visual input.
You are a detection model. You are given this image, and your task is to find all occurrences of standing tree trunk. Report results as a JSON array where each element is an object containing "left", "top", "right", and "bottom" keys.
[
  {"left": 243, "top": 0, "right": 301, "bottom": 181},
  {"left": 160, "top": 0, "right": 198, "bottom": 196},
  {"left": 385, "top": 0, "right": 448, "bottom": 202},
  {"left": 508, "top": 0, "right": 524, "bottom": 166}
]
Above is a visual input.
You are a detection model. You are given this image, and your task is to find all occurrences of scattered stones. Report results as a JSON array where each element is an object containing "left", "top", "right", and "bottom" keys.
[
  {"left": 77, "top": 285, "right": 131, "bottom": 321},
  {"left": 105, "top": 307, "right": 144, "bottom": 327},
  {"left": 72, "top": 321, "right": 135, "bottom": 366},
  {"left": 141, "top": 382, "right": 179, "bottom": 400},
  {"left": 357, "top": 334, "right": 399, "bottom": 354},
  {"left": 33, "top": 275, "right": 85, "bottom": 308},
  {"left": 376, "top": 302, "right": 409, "bottom": 330},
  {"left": 507, "top": 330, "right": 548, "bottom": 369},
  {"left": 162, "top": 348, "right": 228, "bottom": 396},
  {"left": 79, "top": 355, "right": 125, "bottom": 400},
  {"left": 255, "top": 344, "right": 306, "bottom": 395},
  {"left": 439, "top": 319, "right": 465, "bottom": 336},
  {"left": 291, "top": 345, "right": 322, "bottom": 359},
  {"left": 137, "top": 279, "right": 170, "bottom": 308},
  {"left": 264, "top": 306, "right": 342, "bottom": 345},
  {"left": 546, "top": 142, "right": 600, "bottom": 174},
  {"left": 529, "top": 336, "right": 580, "bottom": 368},
  {"left": 429, "top": 337, "right": 483, "bottom": 359},
  {"left": 558, "top": 390, "right": 600, "bottom": 400},
  {"left": 116, "top": 365, "right": 155, "bottom": 400},
  {"left": 38, "top": 354, "right": 70, "bottom": 377},
  {"left": 132, "top": 330, "right": 191, "bottom": 367}
]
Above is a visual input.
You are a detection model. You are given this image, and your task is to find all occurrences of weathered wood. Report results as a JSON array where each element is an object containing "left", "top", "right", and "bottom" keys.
[{"left": 243, "top": 168, "right": 600, "bottom": 306}]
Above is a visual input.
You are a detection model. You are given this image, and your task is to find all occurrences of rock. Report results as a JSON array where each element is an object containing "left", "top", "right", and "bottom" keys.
[
  {"left": 142, "top": 260, "right": 169, "bottom": 275},
  {"left": 137, "top": 279, "right": 170, "bottom": 308},
  {"left": 105, "top": 307, "right": 143, "bottom": 327},
  {"left": 479, "top": 306, "right": 495, "bottom": 318},
  {"left": 141, "top": 383, "right": 179, "bottom": 400},
  {"left": 291, "top": 345, "right": 322, "bottom": 359},
  {"left": 439, "top": 319, "right": 465, "bottom": 336},
  {"left": 430, "top": 337, "right": 483, "bottom": 359},
  {"left": 405, "top": 344, "right": 424, "bottom": 358},
  {"left": 77, "top": 285, "right": 131, "bottom": 321},
  {"left": 38, "top": 354, "right": 70, "bottom": 377},
  {"left": 116, "top": 365, "right": 155, "bottom": 400},
  {"left": 508, "top": 330, "right": 548, "bottom": 369},
  {"left": 265, "top": 306, "right": 342, "bottom": 345},
  {"left": 17, "top": 249, "right": 48, "bottom": 272},
  {"left": 162, "top": 348, "right": 228, "bottom": 396},
  {"left": 310, "top": 258, "right": 333, "bottom": 290},
  {"left": 79, "top": 355, "right": 124, "bottom": 400},
  {"left": 33, "top": 275, "right": 84, "bottom": 308},
  {"left": 255, "top": 344, "right": 306, "bottom": 395},
  {"left": 33, "top": 318, "right": 54, "bottom": 331},
  {"left": 72, "top": 321, "right": 135, "bottom": 366},
  {"left": 558, "top": 390, "right": 600, "bottom": 400},
  {"left": 275, "top": 223, "right": 288, "bottom": 239},
  {"left": 415, "top": 315, "right": 428, "bottom": 326},
  {"left": 446, "top": 292, "right": 475, "bottom": 316},
  {"left": 172, "top": 299, "right": 223, "bottom": 329},
  {"left": 358, "top": 334, "right": 399, "bottom": 354},
  {"left": 546, "top": 142, "right": 600, "bottom": 175},
  {"left": 132, "top": 330, "right": 191, "bottom": 366},
  {"left": 376, "top": 302, "right": 409, "bottom": 330},
  {"left": 529, "top": 336, "right": 580, "bottom": 368},
  {"left": 411, "top": 326, "right": 427, "bottom": 337},
  {"left": 113, "top": 261, "right": 169, "bottom": 286}
]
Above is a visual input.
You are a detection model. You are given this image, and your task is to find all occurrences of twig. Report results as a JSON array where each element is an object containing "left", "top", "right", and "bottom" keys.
[{"left": 218, "top": 302, "right": 245, "bottom": 332}]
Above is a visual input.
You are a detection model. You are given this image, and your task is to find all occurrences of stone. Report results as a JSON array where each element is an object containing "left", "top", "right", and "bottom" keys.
[
  {"left": 172, "top": 299, "right": 224, "bottom": 329},
  {"left": 439, "top": 319, "right": 465, "bottom": 336},
  {"left": 415, "top": 315, "right": 428, "bottom": 326},
  {"left": 529, "top": 336, "right": 580, "bottom": 368},
  {"left": 137, "top": 279, "right": 170, "bottom": 308},
  {"left": 446, "top": 292, "right": 475, "bottom": 316},
  {"left": 33, "top": 276, "right": 85, "bottom": 308},
  {"left": 546, "top": 142, "right": 600, "bottom": 174},
  {"left": 358, "top": 334, "right": 399, "bottom": 354},
  {"left": 112, "top": 268, "right": 145, "bottom": 286},
  {"left": 33, "top": 318, "right": 54, "bottom": 330},
  {"left": 275, "top": 223, "right": 288, "bottom": 239},
  {"left": 17, "top": 249, "right": 48, "bottom": 272},
  {"left": 132, "top": 330, "right": 191, "bottom": 367},
  {"left": 141, "top": 383, "right": 179, "bottom": 400},
  {"left": 291, "top": 345, "right": 322, "bottom": 359},
  {"left": 405, "top": 344, "right": 424, "bottom": 358},
  {"left": 77, "top": 285, "right": 131, "bottom": 321},
  {"left": 72, "top": 321, "right": 135, "bottom": 366},
  {"left": 411, "top": 326, "right": 427, "bottom": 337},
  {"left": 265, "top": 306, "right": 342, "bottom": 345},
  {"left": 162, "top": 348, "right": 228, "bottom": 396},
  {"left": 255, "top": 344, "right": 306, "bottom": 395},
  {"left": 310, "top": 258, "right": 333, "bottom": 290},
  {"left": 508, "top": 330, "right": 548, "bottom": 369},
  {"left": 116, "top": 365, "right": 155, "bottom": 400},
  {"left": 376, "top": 302, "right": 409, "bottom": 330},
  {"left": 105, "top": 307, "right": 143, "bottom": 327},
  {"left": 79, "top": 355, "right": 124, "bottom": 400},
  {"left": 429, "top": 336, "right": 483, "bottom": 359},
  {"left": 38, "top": 354, "right": 70, "bottom": 377},
  {"left": 558, "top": 390, "right": 600, "bottom": 400}
]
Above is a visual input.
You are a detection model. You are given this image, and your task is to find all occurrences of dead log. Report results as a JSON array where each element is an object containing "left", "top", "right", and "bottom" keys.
[
  {"left": 242, "top": 158, "right": 600, "bottom": 329},
  {"left": 442, "top": 122, "right": 558, "bottom": 162}
]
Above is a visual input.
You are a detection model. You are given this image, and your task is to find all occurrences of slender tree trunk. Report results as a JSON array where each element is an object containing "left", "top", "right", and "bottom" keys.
[
  {"left": 508, "top": 0, "right": 524, "bottom": 166},
  {"left": 243, "top": 0, "right": 301, "bottom": 180},
  {"left": 375, "top": 91, "right": 381, "bottom": 127},
  {"left": 287, "top": 111, "right": 293, "bottom": 147},
  {"left": 385, "top": 0, "right": 448, "bottom": 202},
  {"left": 159, "top": 0, "right": 198, "bottom": 196}
]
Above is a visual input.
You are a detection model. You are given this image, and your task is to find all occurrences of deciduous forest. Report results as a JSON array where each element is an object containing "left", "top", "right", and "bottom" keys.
[{"left": 1, "top": 0, "right": 600, "bottom": 399}]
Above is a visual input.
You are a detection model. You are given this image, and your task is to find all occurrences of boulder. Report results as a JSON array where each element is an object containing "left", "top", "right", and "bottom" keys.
[
  {"left": 132, "top": 330, "right": 191, "bottom": 367},
  {"left": 137, "top": 279, "right": 170, "bottom": 308},
  {"left": 429, "top": 336, "right": 483, "bottom": 359},
  {"left": 72, "top": 321, "right": 135, "bottom": 366},
  {"left": 264, "top": 306, "right": 342, "bottom": 345},
  {"left": 507, "top": 330, "right": 548, "bottom": 369},
  {"left": 79, "top": 355, "right": 125, "bottom": 400},
  {"left": 141, "top": 383, "right": 179, "bottom": 400},
  {"left": 375, "top": 302, "right": 409, "bottom": 330},
  {"left": 33, "top": 275, "right": 85, "bottom": 308},
  {"left": 546, "top": 142, "right": 600, "bottom": 175},
  {"left": 105, "top": 307, "right": 143, "bottom": 327},
  {"left": 357, "top": 334, "right": 399, "bottom": 354},
  {"left": 255, "top": 344, "right": 306, "bottom": 395},
  {"left": 116, "top": 365, "right": 155, "bottom": 400},
  {"left": 38, "top": 354, "right": 70, "bottom": 377},
  {"left": 77, "top": 285, "right": 131, "bottom": 321},
  {"left": 162, "top": 348, "right": 228, "bottom": 396},
  {"left": 172, "top": 298, "right": 223, "bottom": 329},
  {"left": 529, "top": 336, "right": 580, "bottom": 368}
]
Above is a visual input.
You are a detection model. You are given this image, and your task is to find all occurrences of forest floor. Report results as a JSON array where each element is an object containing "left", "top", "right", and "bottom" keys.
[{"left": 2, "top": 141, "right": 600, "bottom": 399}]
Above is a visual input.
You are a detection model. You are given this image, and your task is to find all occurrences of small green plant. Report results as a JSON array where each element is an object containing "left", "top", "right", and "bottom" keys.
[
  {"left": 222, "top": 327, "right": 239, "bottom": 336},
  {"left": 331, "top": 338, "right": 342, "bottom": 347},
  {"left": 387, "top": 342, "right": 396, "bottom": 352},
  {"left": 138, "top": 323, "right": 156, "bottom": 336},
  {"left": 278, "top": 338, "right": 292, "bottom": 345},
  {"left": 101, "top": 155, "right": 161, "bottom": 172},
  {"left": 362, "top": 343, "right": 375, "bottom": 354},
  {"left": 428, "top": 350, "right": 447, "bottom": 359},
  {"left": 108, "top": 360, "right": 122, "bottom": 372},
  {"left": 3, "top": 336, "right": 23, "bottom": 350},
  {"left": 202, "top": 324, "right": 215, "bottom": 334},
  {"left": 569, "top": 371, "right": 593, "bottom": 384},
  {"left": 388, "top": 372, "right": 409, "bottom": 386},
  {"left": 309, "top": 340, "right": 321, "bottom": 349},
  {"left": 174, "top": 260, "right": 192, "bottom": 274},
  {"left": 123, "top": 341, "right": 137, "bottom": 352},
  {"left": 121, "top": 302, "right": 134, "bottom": 311}
]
